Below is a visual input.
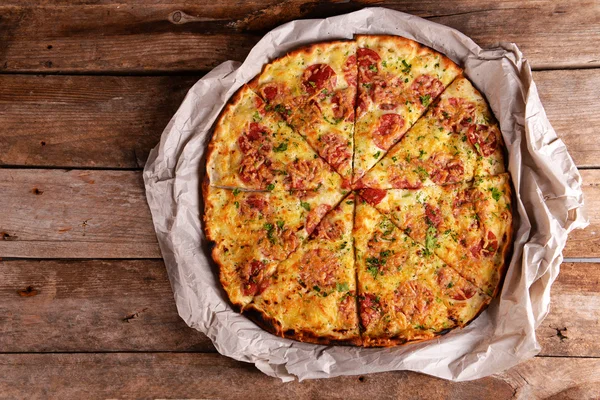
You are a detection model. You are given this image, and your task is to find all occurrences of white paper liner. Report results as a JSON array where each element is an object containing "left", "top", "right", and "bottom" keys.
[{"left": 143, "top": 7, "right": 588, "bottom": 381}]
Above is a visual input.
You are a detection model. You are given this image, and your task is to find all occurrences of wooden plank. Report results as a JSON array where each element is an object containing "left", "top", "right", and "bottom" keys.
[
  {"left": 0, "top": 169, "right": 160, "bottom": 258},
  {"left": 0, "top": 258, "right": 596, "bottom": 357},
  {"left": 538, "top": 262, "right": 600, "bottom": 357},
  {"left": 0, "top": 353, "right": 599, "bottom": 398},
  {"left": 535, "top": 69, "right": 600, "bottom": 169},
  {"left": 564, "top": 170, "right": 600, "bottom": 258},
  {"left": 0, "top": 259, "right": 213, "bottom": 352},
  {"left": 0, "top": 1, "right": 598, "bottom": 73},
  {"left": 1, "top": 69, "right": 599, "bottom": 169},
  {"left": 0, "top": 75, "right": 198, "bottom": 169}
]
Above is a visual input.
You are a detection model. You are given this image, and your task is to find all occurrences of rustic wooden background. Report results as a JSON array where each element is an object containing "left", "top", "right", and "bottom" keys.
[{"left": 1, "top": 1, "right": 599, "bottom": 398}]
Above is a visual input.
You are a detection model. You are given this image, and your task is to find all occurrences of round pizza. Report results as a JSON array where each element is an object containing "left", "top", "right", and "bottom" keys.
[{"left": 203, "top": 35, "right": 513, "bottom": 347}]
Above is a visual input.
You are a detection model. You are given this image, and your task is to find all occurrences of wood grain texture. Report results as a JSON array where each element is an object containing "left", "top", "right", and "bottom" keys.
[
  {"left": 0, "top": 353, "right": 599, "bottom": 399},
  {"left": 0, "top": 169, "right": 160, "bottom": 258},
  {"left": 564, "top": 170, "right": 600, "bottom": 258},
  {"left": 1, "top": 69, "right": 599, "bottom": 169},
  {"left": 538, "top": 262, "right": 600, "bottom": 357},
  {"left": 0, "top": 259, "right": 213, "bottom": 352},
  {"left": 0, "top": 75, "right": 198, "bottom": 168},
  {"left": 0, "top": 258, "right": 596, "bottom": 357},
  {"left": 0, "top": 1, "right": 598, "bottom": 73}
]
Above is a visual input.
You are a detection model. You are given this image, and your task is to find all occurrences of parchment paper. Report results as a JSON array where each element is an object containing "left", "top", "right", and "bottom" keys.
[{"left": 143, "top": 8, "right": 588, "bottom": 381}]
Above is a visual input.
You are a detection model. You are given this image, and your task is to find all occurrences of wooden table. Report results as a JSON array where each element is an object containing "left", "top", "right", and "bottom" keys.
[{"left": 1, "top": 1, "right": 599, "bottom": 398}]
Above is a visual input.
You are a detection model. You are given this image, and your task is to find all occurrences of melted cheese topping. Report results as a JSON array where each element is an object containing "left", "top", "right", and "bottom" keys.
[
  {"left": 370, "top": 174, "right": 512, "bottom": 296},
  {"left": 359, "top": 77, "right": 505, "bottom": 189},
  {"left": 207, "top": 85, "right": 342, "bottom": 191},
  {"left": 250, "top": 41, "right": 357, "bottom": 180},
  {"left": 250, "top": 194, "right": 359, "bottom": 341},
  {"left": 353, "top": 35, "right": 462, "bottom": 180},
  {"left": 204, "top": 185, "right": 345, "bottom": 307}
]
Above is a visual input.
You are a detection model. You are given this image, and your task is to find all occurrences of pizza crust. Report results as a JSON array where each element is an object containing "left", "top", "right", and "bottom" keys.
[{"left": 203, "top": 35, "right": 514, "bottom": 347}]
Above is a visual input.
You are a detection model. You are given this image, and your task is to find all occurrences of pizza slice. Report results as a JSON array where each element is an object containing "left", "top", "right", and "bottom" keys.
[
  {"left": 206, "top": 85, "right": 343, "bottom": 191},
  {"left": 356, "top": 76, "right": 505, "bottom": 189},
  {"left": 354, "top": 196, "right": 490, "bottom": 347},
  {"left": 352, "top": 35, "right": 462, "bottom": 181},
  {"left": 246, "top": 194, "right": 359, "bottom": 344},
  {"left": 203, "top": 184, "right": 346, "bottom": 308},
  {"left": 359, "top": 173, "right": 513, "bottom": 296},
  {"left": 249, "top": 41, "right": 357, "bottom": 182}
]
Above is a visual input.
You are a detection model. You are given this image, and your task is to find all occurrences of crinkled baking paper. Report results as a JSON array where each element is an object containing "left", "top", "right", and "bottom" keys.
[{"left": 143, "top": 7, "right": 589, "bottom": 382}]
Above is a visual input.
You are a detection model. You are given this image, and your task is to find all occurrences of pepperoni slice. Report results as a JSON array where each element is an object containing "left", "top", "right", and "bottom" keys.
[
  {"left": 298, "top": 248, "right": 338, "bottom": 289},
  {"left": 261, "top": 84, "right": 279, "bottom": 102},
  {"left": 240, "top": 260, "right": 267, "bottom": 296},
  {"left": 467, "top": 124, "right": 499, "bottom": 156},
  {"left": 302, "top": 64, "right": 336, "bottom": 95},
  {"left": 373, "top": 113, "right": 405, "bottom": 150},
  {"left": 482, "top": 230, "right": 499, "bottom": 256},
  {"left": 357, "top": 48, "right": 381, "bottom": 82},
  {"left": 320, "top": 133, "right": 350, "bottom": 171},
  {"left": 429, "top": 155, "right": 465, "bottom": 185},
  {"left": 425, "top": 203, "right": 442, "bottom": 228},
  {"left": 359, "top": 293, "right": 381, "bottom": 329},
  {"left": 394, "top": 281, "right": 434, "bottom": 319},
  {"left": 360, "top": 188, "right": 387, "bottom": 206},
  {"left": 343, "top": 55, "right": 357, "bottom": 87},
  {"left": 390, "top": 175, "right": 423, "bottom": 190},
  {"left": 305, "top": 204, "right": 332, "bottom": 234},
  {"left": 411, "top": 74, "right": 444, "bottom": 105},
  {"left": 286, "top": 159, "right": 319, "bottom": 190}
]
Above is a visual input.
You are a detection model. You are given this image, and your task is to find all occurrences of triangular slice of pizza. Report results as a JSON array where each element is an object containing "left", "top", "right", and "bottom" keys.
[
  {"left": 207, "top": 85, "right": 343, "bottom": 191},
  {"left": 354, "top": 196, "right": 490, "bottom": 347},
  {"left": 249, "top": 41, "right": 357, "bottom": 182},
  {"left": 352, "top": 35, "right": 462, "bottom": 181},
  {"left": 246, "top": 194, "right": 360, "bottom": 344},
  {"left": 356, "top": 76, "right": 505, "bottom": 189},
  {"left": 359, "top": 173, "right": 513, "bottom": 296},
  {"left": 204, "top": 184, "right": 346, "bottom": 308}
]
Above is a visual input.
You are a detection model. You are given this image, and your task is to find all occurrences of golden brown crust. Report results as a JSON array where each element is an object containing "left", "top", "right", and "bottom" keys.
[
  {"left": 203, "top": 35, "right": 513, "bottom": 347},
  {"left": 355, "top": 34, "right": 462, "bottom": 71},
  {"left": 244, "top": 304, "right": 363, "bottom": 346},
  {"left": 490, "top": 175, "right": 515, "bottom": 298},
  {"left": 204, "top": 83, "right": 251, "bottom": 187}
]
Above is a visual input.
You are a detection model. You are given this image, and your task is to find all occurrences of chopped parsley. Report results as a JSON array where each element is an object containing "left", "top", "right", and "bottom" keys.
[
  {"left": 415, "top": 166, "right": 429, "bottom": 181},
  {"left": 273, "top": 104, "right": 286, "bottom": 114},
  {"left": 418, "top": 149, "right": 426, "bottom": 159},
  {"left": 313, "top": 285, "right": 321, "bottom": 292},
  {"left": 401, "top": 59, "right": 412, "bottom": 74},
  {"left": 264, "top": 223, "right": 276, "bottom": 244},
  {"left": 392, "top": 156, "right": 398, "bottom": 162},
  {"left": 252, "top": 111, "right": 262, "bottom": 122},
  {"left": 234, "top": 201, "right": 240, "bottom": 209},
  {"left": 266, "top": 183, "right": 275, "bottom": 191},
  {"left": 273, "top": 142, "right": 288, "bottom": 152},
  {"left": 373, "top": 151, "right": 381, "bottom": 159},
  {"left": 300, "top": 201, "right": 311, "bottom": 211},
  {"left": 447, "top": 282, "right": 454, "bottom": 288},
  {"left": 424, "top": 226, "right": 438, "bottom": 256},
  {"left": 381, "top": 60, "right": 387, "bottom": 67},
  {"left": 336, "top": 282, "right": 349, "bottom": 292},
  {"left": 369, "top": 64, "right": 378, "bottom": 73},
  {"left": 276, "top": 220, "right": 284, "bottom": 229},
  {"left": 489, "top": 187, "right": 502, "bottom": 201},
  {"left": 420, "top": 94, "right": 431, "bottom": 107},
  {"left": 233, "top": 188, "right": 241, "bottom": 196},
  {"left": 308, "top": 81, "right": 317, "bottom": 88}
]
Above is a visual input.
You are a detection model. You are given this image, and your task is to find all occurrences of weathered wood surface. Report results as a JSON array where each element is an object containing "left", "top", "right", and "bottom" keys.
[
  {"left": 0, "top": 75, "right": 198, "bottom": 169},
  {"left": 0, "top": 169, "right": 596, "bottom": 258},
  {"left": 564, "top": 170, "right": 600, "bottom": 258},
  {"left": 1, "top": 353, "right": 599, "bottom": 399},
  {"left": 1, "top": 69, "right": 599, "bottom": 169},
  {"left": 1, "top": 0, "right": 599, "bottom": 73},
  {"left": 0, "top": 169, "right": 161, "bottom": 258},
  {"left": 1, "top": 258, "right": 597, "bottom": 357},
  {"left": 0, "top": 259, "right": 214, "bottom": 352}
]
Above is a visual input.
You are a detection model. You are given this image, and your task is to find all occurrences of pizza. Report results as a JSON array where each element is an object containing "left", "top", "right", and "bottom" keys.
[{"left": 204, "top": 35, "right": 513, "bottom": 346}]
